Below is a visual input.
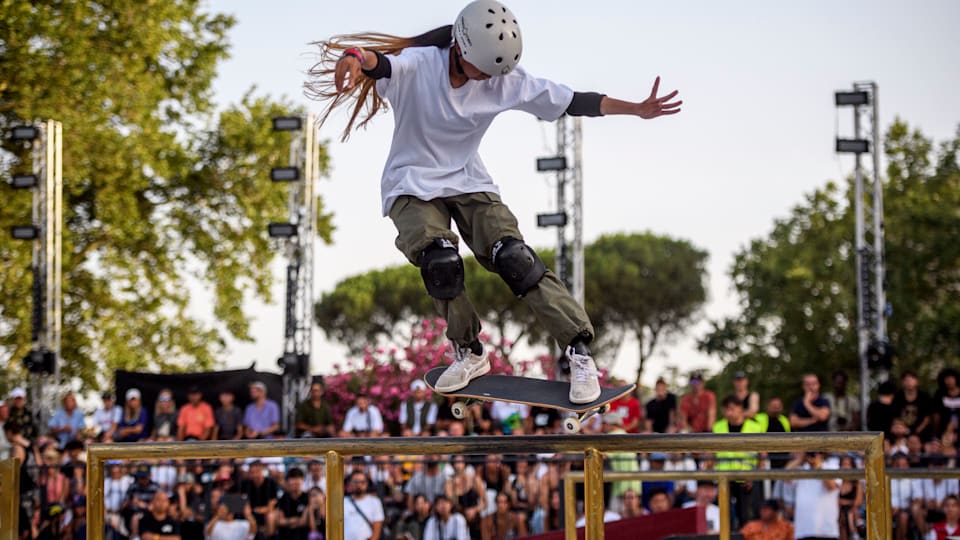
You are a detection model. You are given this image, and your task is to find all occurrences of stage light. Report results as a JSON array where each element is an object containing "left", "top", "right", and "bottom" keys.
[
  {"left": 836, "top": 138, "right": 870, "bottom": 154},
  {"left": 268, "top": 222, "right": 298, "bottom": 238},
  {"left": 11, "top": 225, "right": 40, "bottom": 240},
  {"left": 10, "top": 125, "right": 39, "bottom": 141},
  {"left": 272, "top": 117, "right": 303, "bottom": 131},
  {"left": 11, "top": 174, "right": 39, "bottom": 189},
  {"left": 537, "top": 212, "right": 568, "bottom": 228},
  {"left": 834, "top": 91, "right": 870, "bottom": 107},
  {"left": 536, "top": 156, "right": 567, "bottom": 172},
  {"left": 270, "top": 167, "right": 300, "bottom": 182}
]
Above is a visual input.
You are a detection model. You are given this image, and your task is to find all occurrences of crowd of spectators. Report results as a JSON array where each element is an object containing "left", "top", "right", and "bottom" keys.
[{"left": 1, "top": 366, "right": 959, "bottom": 540}]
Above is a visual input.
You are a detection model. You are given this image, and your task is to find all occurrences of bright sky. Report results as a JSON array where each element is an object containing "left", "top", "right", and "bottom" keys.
[{"left": 202, "top": 0, "right": 960, "bottom": 387}]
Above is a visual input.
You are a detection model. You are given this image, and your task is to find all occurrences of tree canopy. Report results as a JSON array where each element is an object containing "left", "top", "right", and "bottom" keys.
[
  {"left": 699, "top": 120, "right": 960, "bottom": 403},
  {"left": 0, "top": 1, "right": 333, "bottom": 390}
]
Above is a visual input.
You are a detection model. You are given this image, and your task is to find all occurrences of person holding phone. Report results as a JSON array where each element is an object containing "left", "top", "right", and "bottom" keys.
[{"left": 206, "top": 497, "right": 257, "bottom": 540}]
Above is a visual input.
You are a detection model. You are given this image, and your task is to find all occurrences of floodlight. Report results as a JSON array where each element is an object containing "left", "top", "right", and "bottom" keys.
[
  {"left": 272, "top": 117, "right": 303, "bottom": 131},
  {"left": 834, "top": 91, "right": 870, "bottom": 107},
  {"left": 270, "top": 167, "right": 301, "bottom": 182},
  {"left": 11, "top": 225, "right": 40, "bottom": 240},
  {"left": 537, "top": 212, "right": 568, "bottom": 228},
  {"left": 11, "top": 174, "right": 39, "bottom": 189},
  {"left": 267, "top": 222, "right": 298, "bottom": 238},
  {"left": 10, "top": 125, "right": 39, "bottom": 141},
  {"left": 836, "top": 138, "right": 870, "bottom": 154},
  {"left": 536, "top": 156, "right": 567, "bottom": 172}
]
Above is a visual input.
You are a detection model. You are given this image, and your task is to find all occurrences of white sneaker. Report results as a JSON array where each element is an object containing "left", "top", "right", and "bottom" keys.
[
  {"left": 434, "top": 344, "right": 491, "bottom": 393},
  {"left": 567, "top": 346, "right": 601, "bottom": 404}
]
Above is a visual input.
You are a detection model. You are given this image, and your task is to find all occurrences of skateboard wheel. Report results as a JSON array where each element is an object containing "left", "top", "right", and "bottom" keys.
[
  {"left": 451, "top": 401, "right": 467, "bottom": 420},
  {"left": 563, "top": 417, "right": 581, "bottom": 434}
]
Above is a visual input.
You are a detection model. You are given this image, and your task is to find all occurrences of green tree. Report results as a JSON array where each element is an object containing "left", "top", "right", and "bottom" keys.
[
  {"left": 584, "top": 233, "right": 709, "bottom": 387},
  {"left": 0, "top": 2, "right": 333, "bottom": 389},
  {"left": 699, "top": 120, "right": 960, "bottom": 403}
]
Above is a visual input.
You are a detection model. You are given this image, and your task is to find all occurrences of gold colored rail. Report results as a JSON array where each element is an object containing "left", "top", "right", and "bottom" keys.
[
  {"left": 0, "top": 458, "right": 21, "bottom": 540},
  {"left": 85, "top": 432, "right": 886, "bottom": 540}
]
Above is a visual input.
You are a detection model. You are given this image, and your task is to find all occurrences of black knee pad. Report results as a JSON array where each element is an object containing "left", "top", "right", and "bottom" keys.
[
  {"left": 418, "top": 239, "right": 464, "bottom": 300},
  {"left": 492, "top": 237, "right": 546, "bottom": 297}
]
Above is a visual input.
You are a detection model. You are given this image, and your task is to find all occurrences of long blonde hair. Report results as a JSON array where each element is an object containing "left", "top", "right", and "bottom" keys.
[{"left": 305, "top": 25, "right": 453, "bottom": 142}]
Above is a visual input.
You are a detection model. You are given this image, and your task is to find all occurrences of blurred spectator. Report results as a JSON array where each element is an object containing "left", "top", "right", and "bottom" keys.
[
  {"left": 927, "top": 494, "right": 960, "bottom": 540},
  {"left": 740, "top": 499, "right": 794, "bottom": 540},
  {"left": 177, "top": 386, "right": 215, "bottom": 441},
  {"left": 867, "top": 380, "right": 898, "bottom": 439},
  {"left": 682, "top": 481, "right": 721, "bottom": 533},
  {"left": 124, "top": 464, "right": 162, "bottom": 538},
  {"left": 93, "top": 391, "right": 122, "bottom": 442},
  {"left": 241, "top": 460, "right": 278, "bottom": 537},
  {"left": 296, "top": 382, "right": 336, "bottom": 438},
  {"left": 528, "top": 404, "right": 561, "bottom": 434},
  {"left": 35, "top": 502, "right": 66, "bottom": 540},
  {"left": 607, "top": 379, "right": 642, "bottom": 433},
  {"left": 732, "top": 371, "right": 761, "bottom": 419},
  {"left": 935, "top": 368, "right": 960, "bottom": 442},
  {"left": 9, "top": 387, "right": 38, "bottom": 440},
  {"left": 714, "top": 394, "right": 762, "bottom": 528},
  {"left": 490, "top": 401, "right": 528, "bottom": 435},
  {"left": 756, "top": 397, "right": 792, "bottom": 469},
  {"left": 277, "top": 467, "right": 310, "bottom": 540},
  {"left": 139, "top": 491, "right": 181, "bottom": 540},
  {"left": 619, "top": 489, "right": 643, "bottom": 519},
  {"left": 485, "top": 491, "right": 523, "bottom": 540},
  {"left": 175, "top": 470, "right": 212, "bottom": 540},
  {"left": 39, "top": 446, "right": 69, "bottom": 504},
  {"left": 789, "top": 374, "right": 831, "bottom": 432},
  {"left": 399, "top": 380, "right": 438, "bottom": 436},
  {"left": 48, "top": 392, "right": 86, "bottom": 448},
  {"left": 664, "top": 452, "right": 698, "bottom": 504},
  {"left": 679, "top": 372, "right": 716, "bottom": 433},
  {"left": 837, "top": 455, "right": 863, "bottom": 540},
  {"left": 396, "top": 493, "right": 432, "bottom": 540},
  {"left": 425, "top": 494, "right": 469, "bottom": 540},
  {"left": 303, "top": 458, "right": 326, "bottom": 493},
  {"left": 243, "top": 381, "right": 281, "bottom": 440},
  {"left": 306, "top": 487, "right": 326, "bottom": 540},
  {"left": 0, "top": 400, "right": 10, "bottom": 460},
  {"left": 645, "top": 378, "right": 678, "bottom": 433},
  {"left": 406, "top": 455, "right": 446, "bottom": 509},
  {"left": 105, "top": 462, "right": 132, "bottom": 532},
  {"left": 445, "top": 455, "right": 485, "bottom": 537},
  {"left": 894, "top": 371, "right": 936, "bottom": 442},
  {"left": 70, "top": 494, "right": 88, "bottom": 540},
  {"left": 508, "top": 456, "right": 538, "bottom": 536},
  {"left": 205, "top": 497, "right": 256, "bottom": 540},
  {"left": 788, "top": 451, "right": 840, "bottom": 540},
  {"left": 341, "top": 393, "right": 384, "bottom": 437},
  {"left": 213, "top": 389, "right": 243, "bottom": 441},
  {"left": 888, "top": 420, "right": 911, "bottom": 456},
  {"left": 823, "top": 370, "right": 861, "bottom": 432},
  {"left": 640, "top": 453, "right": 674, "bottom": 510},
  {"left": 117, "top": 388, "right": 149, "bottom": 443},
  {"left": 601, "top": 413, "right": 640, "bottom": 513},
  {"left": 152, "top": 388, "right": 178, "bottom": 441},
  {"left": 344, "top": 470, "right": 384, "bottom": 540}
]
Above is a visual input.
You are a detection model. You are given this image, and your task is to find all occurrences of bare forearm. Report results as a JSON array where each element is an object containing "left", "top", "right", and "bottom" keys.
[{"left": 600, "top": 96, "right": 640, "bottom": 116}]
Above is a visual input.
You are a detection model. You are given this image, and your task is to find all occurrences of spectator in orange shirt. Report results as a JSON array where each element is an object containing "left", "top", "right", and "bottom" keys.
[
  {"left": 741, "top": 499, "right": 794, "bottom": 540},
  {"left": 177, "top": 386, "right": 215, "bottom": 441},
  {"left": 679, "top": 372, "right": 716, "bottom": 433}
]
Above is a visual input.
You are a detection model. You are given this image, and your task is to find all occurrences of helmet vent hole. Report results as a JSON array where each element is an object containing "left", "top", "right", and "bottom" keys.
[
  {"left": 502, "top": 6, "right": 506, "bottom": 12},
  {"left": 502, "top": 19, "right": 506, "bottom": 23},
  {"left": 498, "top": 32, "right": 504, "bottom": 40},
  {"left": 514, "top": 54, "right": 519, "bottom": 61},
  {"left": 488, "top": 8, "right": 495, "bottom": 14},
  {"left": 511, "top": 32, "right": 517, "bottom": 38},
  {"left": 513, "top": 19, "right": 517, "bottom": 24},
  {"left": 495, "top": 56, "right": 503, "bottom": 64},
  {"left": 486, "top": 23, "right": 493, "bottom": 28}
]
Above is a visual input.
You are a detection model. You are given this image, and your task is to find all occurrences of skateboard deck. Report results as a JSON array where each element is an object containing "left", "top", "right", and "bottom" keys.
[{"left": 424, "top": 367, "right": 635, "bottom": 433}]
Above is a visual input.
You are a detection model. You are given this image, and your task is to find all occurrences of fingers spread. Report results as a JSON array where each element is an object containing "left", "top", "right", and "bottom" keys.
[{"left": 648, "top": 76, "right": 661, "bottom": 99}]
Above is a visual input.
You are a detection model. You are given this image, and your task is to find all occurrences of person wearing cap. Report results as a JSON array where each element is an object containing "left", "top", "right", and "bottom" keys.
[
  {"left": 731, "top": 371, "right": 760, "bottom": 419},
  {"left": 295, "top": 381, "right": 335, "bottom": 438},
  {"left": 679, "top": 372, "right": 716, "bottom": 433},
  {"left": 8, "top": 387, "right": 38, "bottom": 440},
  {"left": 177, "top": 386, "right": 215, "bottom": 441},
  {"left": 117, "top": 388, "right": 149, "bottom": 442},
  {"left": 309, "top": 1, "right": 681, "bottom": 407},
  {"left": 93, "top": 391, "right": 123, "bottom": 442},
  {"left": 399, "top": 380, "right": 438, "bottom": 436},
  {"left": 739, "top": 499, "right": 794, "bottom": 540},
  {"left": 601, "top": 413, "right": 640, "bottom": 513},
  {"left": 243, "top": 381, "right": 281, "bottom": 440},
  {"left": 48, "top": 391, "right": 87, "bottom": 448}
]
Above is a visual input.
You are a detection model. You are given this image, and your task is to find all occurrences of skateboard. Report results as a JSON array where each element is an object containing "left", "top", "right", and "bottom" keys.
[{"left": 424, "top": 367, "right": 636, "bottom": 434}]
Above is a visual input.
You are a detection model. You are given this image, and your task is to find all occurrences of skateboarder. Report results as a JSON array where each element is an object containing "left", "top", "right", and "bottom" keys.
[{"left": 307, "top": 0, "right": 681, "bottom": 403}]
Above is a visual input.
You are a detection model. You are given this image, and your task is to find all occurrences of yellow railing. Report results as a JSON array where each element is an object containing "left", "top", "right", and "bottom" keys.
[
  {"left": 0, "top": 457, "right": 21, "bottom": 540},
  {"left": 83, "top": 432, "right": 886, "bottom": 540}
]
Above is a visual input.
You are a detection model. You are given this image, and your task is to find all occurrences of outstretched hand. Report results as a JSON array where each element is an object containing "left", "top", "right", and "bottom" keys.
[
  {"left": 334, "top": 56, "right": 362, "bottom": 92},
  {"left": 635, "top": 76, "right": 682, "bottom": 119}
]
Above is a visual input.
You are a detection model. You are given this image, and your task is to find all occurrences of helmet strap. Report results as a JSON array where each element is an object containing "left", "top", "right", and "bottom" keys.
[{"left": 452, "top": 47, "right": 465, "bottom": 76}]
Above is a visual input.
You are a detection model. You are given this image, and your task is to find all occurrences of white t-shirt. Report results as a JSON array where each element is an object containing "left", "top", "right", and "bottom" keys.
[
  {"left": 209, "top": 519, "right": 252, "bottom": 540},
  {"left": 793, "top": 459, "right": 841, "bottom": 539},
  {"left": 575, "top": 510, "right": 621, "bottom": 527},
  {"left": 342, "top": 405, "right": 384, "bottom": 434},
  {"left": 376, "top": 46, "right": 574, "bottom": 216},
  {"left": 681, "top": 502, "right": 721, "bottom": 533},
  {"left": 398, "top": 399, "right": 438, "bottom": 435},
  {"left": 93, "top": 405, "right": 123, "bottom": 434},
  {"left": 343, "top": 495, "right": 385, "bottom": 540},
  {"left": 423, "top": 513, "right": 471, "bottom": 540},
  {"left": 490, "top": 401, "right": 529, "bottom": 423}
]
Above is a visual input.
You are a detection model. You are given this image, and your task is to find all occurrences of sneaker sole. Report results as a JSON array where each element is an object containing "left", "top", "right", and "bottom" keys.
[
  {"left": 434, "top": 362, "right": 491, "bottom": 393},
  {"left": 569, "top": 387, "right": 601, "bottom": 404}
]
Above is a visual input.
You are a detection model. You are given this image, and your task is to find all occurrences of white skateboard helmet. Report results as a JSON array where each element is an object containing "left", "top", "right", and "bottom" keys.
[{"left": 453, "top": 0, "right": 523, "bottom": 76}]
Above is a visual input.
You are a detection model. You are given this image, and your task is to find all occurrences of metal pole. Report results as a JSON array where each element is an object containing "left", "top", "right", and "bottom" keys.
[
  {"left": 52, "top": 121, "right": 63, "bottom": 389},
  {"left": 869, "top": 83, "right": 886, "bottom": 353},
  {"left": 563, "top": 474, "right": 576, "bottom": 540},
  {"left": 0, "top": 458, "right": 21, "bottom": 540},
  {"left": 571, "top": 117, "right": 584, "bottom": 306},
  {"left": 718, "top": 478, "right": 731, "bottom": 540},
  {"left": 863, "top": 434, "right": 886, "bottom": 540},
  {"left": 556, "top": 118, "right": 568, "bottom": 289},
  {"left": 86, "top": 453, "right": 105, "bottom": 540},
  {"left": 584, "top": 448, "right": 605, "bottom": 540},
  {"left": 325, "top": 451, "right": 344, "bottom": 540},
  {"left": 854, "top": 99, "right": 871, "bottom": 426}
]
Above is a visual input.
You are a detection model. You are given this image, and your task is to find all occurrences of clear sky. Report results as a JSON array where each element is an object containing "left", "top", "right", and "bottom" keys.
[{"left": 202, "top": 0, "right": 960, "bottom": 387}]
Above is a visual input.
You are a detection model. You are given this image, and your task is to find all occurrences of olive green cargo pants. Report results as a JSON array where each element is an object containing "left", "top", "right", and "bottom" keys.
[{"left": 389, "top": 192, "right": 593, "bottom": 348}]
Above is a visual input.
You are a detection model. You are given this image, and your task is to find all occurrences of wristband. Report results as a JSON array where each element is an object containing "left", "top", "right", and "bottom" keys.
[{"left": 343, "top": 47, "right": 365, "bottom": 65}]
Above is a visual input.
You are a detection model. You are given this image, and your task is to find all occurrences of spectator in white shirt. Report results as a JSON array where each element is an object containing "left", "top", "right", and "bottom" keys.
[
  {"left": 490, "top": 401, "right": 529, "bottom": 435},
  {"left": 424, "top": 495, "right": 470, "bottom": 540},
  {"left": 399, "top": 380, "right": 438, "bottom": 435},
  {"left": 93, "top": 392, "right": 122, "bottom": 442},
  {"left": 344, "top": 471, "right": 385, "bottom": 540},
  {"left": 788, "top": 451, "right": 840, "bottom": 540},
  {"left": 341, "top": 394, "right": 385, "bottom": 437},
  {"left": 205, "top": 498, "right": 257, "bottom": 540},
  {"left": 303, "top": 459, "right": 326, "bottom": 493}
]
